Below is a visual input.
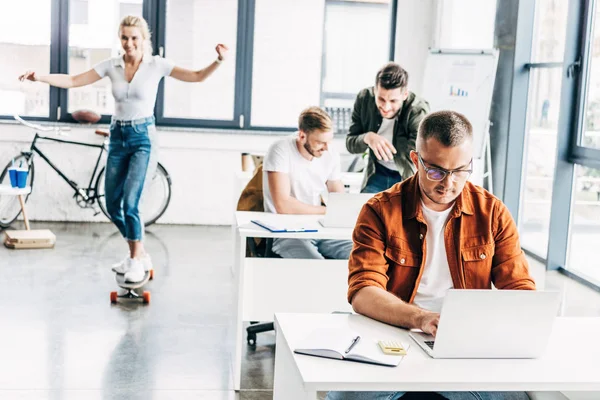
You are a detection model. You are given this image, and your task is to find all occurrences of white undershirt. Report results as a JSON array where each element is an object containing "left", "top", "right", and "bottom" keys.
[
  {"left": 375, "top": 117, "right": 397, "bottom": 171},
  {"left": 413, "top": 201, "right": 455, "bottom": 313}
]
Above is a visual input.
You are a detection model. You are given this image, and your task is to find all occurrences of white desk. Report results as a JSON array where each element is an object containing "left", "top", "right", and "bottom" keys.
[
  {"left": 232, "top": 211, "right": 354, "bottom": 390},
  {"left": 273, "top": 313, "right": 600, "bottom": 399}
]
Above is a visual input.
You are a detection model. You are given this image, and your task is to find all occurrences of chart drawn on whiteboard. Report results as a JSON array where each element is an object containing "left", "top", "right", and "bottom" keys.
[{"left": 421, "top": 49, "right": 499, "bottom": 160}]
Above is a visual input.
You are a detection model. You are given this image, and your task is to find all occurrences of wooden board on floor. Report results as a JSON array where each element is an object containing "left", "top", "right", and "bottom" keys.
[{"left": 4, "top": 229, "right": 56, "bottom": 249}]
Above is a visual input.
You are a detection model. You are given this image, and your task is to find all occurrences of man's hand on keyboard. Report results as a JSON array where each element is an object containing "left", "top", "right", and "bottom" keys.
[{"left": 419, "top": 311, "right": 440, "bottom": 338}]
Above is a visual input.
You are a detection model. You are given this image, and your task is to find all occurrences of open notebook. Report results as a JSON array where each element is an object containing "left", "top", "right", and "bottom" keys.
[{"left": 293, "top": 328, "right": 409, "bottom": 367}]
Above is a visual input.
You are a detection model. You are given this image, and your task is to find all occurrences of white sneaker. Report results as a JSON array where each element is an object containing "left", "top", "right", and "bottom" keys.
[
  {"left": 112, "top": 254, "right": 151, "bottom": 274},
  {"left": 124, "top": 258, "right": 145, "bottom": 283},
  {"left": 140, "top": 253, "right": 152, "bottom": 272},
  {"left": 112, "top": 256, "right": 131, "bottom": 274}
]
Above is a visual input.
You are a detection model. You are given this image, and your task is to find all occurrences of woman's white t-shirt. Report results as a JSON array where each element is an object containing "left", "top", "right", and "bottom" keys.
[{"left": 94, "top": 55, "right": 174, "bottom": 121}]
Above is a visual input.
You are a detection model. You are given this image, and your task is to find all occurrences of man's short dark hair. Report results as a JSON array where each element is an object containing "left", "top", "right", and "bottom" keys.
[
  {"left": 418, "top": 111, "right": 473, "bottom": 147},
  {"left": 375, "top": 62, "right": 409, "bottom": 90}
]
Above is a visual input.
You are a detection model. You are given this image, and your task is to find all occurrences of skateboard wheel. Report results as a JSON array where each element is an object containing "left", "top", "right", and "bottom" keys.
[
  {"left": 143, "top": 291, "right": 151, "bottom": 304},
  {"left": 149, "top": 269, "right": 154, "bottom": 280},
  {"left": 110, "top": 291, "right": 118, "bottom": 303}
]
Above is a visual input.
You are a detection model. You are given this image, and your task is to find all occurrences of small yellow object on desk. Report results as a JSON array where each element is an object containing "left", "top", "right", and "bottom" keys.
[{"left": 378, "top": 340, "right": 407, "bottom": 355}]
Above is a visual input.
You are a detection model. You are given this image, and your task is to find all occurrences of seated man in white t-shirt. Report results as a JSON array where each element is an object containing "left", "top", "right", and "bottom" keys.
[{"left": 262, "top": 106, "right": 353, "bottom": 259}]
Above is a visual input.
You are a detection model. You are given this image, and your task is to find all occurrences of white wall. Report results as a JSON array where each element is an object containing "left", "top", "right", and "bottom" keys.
[
  {"left": 394, "top": 0, "right": 498, "bottom": 94},
  {"left": 394, "top": 0, "right": 437, "bottom": 95},
  {"left": 0, "top": 123, "right": 350, "bottom": 225},
  {"left": 435, "top": 0, "right": 497, "bottom": 50}
]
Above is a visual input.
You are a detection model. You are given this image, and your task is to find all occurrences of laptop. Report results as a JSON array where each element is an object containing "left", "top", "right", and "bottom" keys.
[
  {"left": 319, "top": 193, "right": 374, "bottom": 228},
  {"left": 409, "top": 289, "right": 560, "bottom": 359}
]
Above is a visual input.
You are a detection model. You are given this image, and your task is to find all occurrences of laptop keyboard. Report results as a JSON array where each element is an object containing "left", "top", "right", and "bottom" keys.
[{"left": 424, "top": 340, "right": 435, "bottom": 349}]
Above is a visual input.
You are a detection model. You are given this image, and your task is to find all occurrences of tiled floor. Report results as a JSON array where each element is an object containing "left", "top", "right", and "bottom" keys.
[{"left": 0, "top": 222, "right": 598, "bottom": 400}]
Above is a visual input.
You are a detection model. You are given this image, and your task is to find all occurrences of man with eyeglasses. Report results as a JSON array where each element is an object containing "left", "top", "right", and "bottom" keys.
[{"left": 327, "top": 111, "right": 535, "bottom": 400}]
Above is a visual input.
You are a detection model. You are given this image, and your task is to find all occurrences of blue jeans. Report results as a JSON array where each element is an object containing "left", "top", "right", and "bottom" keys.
[
  {"left": 104, "top": 116, "right": 157, "bottom": 241},
  {"left": 362, "top": 162, "right": 402, "bottom": 194},
  {"left": 271, "top": 238, "right": 353, "bottom": 259},
  {"left": 326, "top": 391, "right": 530, "bottom": 400}
]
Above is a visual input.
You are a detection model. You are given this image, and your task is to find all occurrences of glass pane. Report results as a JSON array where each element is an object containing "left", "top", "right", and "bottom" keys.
[
  {"left": 68, "top": 0, "right": 143, "bottom": 115},
  {"left": 582, "top": 1, "right": 600, "bottom": 150},
  {"left": 437, "top": 0, "right": 497, "bottom": 49},
  {"left": 519, "top": 67, "right": 563, "bottom": 258},
  {"left": 530, "top": 0, "right": 569, "bottom": 62},
  {"left": 322, "top": 1, "right": 390, "bottom": 101},
  {"left": 0, "top": 0, "right": 51, "bottom": 117},
  {"left": 567, "top": 165, "right": 600, "bottom": 285},
  {"left": 163, "top": 0, "right": 238, "bottom": 120},
  {"left": 251, "top": 0, "right": 325, "bottom": 128}
]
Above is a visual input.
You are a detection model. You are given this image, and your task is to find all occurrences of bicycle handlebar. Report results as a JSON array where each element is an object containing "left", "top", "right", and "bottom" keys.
[{"left": 13, "top": 115, "right": 70, "bottom": 136}]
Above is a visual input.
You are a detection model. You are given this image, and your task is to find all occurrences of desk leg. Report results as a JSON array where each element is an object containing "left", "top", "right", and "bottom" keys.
[
  {"left": 233, "top": 233, "right": 246, "bottom": 391},
  {"left": 231, "top": 217, "right": 240, "bottom": 275},
  {"left": 273, "top": 327, "right": 318, "bottom": 400},
  {"left": 17, "top": 195, "right": 30, "bottom": 231}
]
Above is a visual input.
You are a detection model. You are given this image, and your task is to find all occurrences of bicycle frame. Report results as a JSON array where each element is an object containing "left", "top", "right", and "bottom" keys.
[{"left": 25, "top": 133, "right": 107, "bottom": 203}]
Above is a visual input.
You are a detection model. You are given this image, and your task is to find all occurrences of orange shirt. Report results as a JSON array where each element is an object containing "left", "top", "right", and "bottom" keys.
[{"left": 348, "top": 175, "right": 535, "bottom": 304}]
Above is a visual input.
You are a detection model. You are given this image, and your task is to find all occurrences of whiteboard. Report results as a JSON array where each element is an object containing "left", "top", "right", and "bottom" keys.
[{"left": 421, "top": 49, "right": 499, "bottom": 159}]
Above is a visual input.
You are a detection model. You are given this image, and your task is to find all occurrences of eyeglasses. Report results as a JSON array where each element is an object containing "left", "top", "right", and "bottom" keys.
[{"left": 417, "top": 153, "right": 473, "bottom": 182}]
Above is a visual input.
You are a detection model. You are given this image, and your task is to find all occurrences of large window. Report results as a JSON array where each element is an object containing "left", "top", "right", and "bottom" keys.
[
  {"left": 561, "top": 0, "right": 600, "bottom": 286},
  {"left": 519, "top": 0, "right": 568, "bottom": 259},
  {"left": 249, "top": 0, "right": 325, "bottom": 128},
  {"left": 582, "top": 4, "right": 600, "bottom": 150},
  {"left": 0, "top": 0, "right": 52, "bottom": 117},
  {"left": 321, "top": 0, "right": 391, "bottom": 109},
  {"left": 520, "top": 68, "right": 562, "bottom": 257},
  {"left": 67, "top": 0, "right": 143, "bottom": 115},
  {"left": 567, "top": 165, "right": 600, "bottom": 285},
  {"left": 0, "top": 0, "right": 396, "bottom": 130},
  {"left": 162, "top": 0, "right": 238, "bottom": 121},
  {"left": 530, "top": 0, "right": 567, "bottom": 63},
  {"left": 507, "top": 0, "right": 600, "bottom": 289}
]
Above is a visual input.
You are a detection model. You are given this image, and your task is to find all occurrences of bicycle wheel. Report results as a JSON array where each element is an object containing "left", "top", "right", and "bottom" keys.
[
  {"left": 0, "top": 154, "right": 35, "bottom": 228},
  {"left": 96, "top": 162, "right": 172, "bottom": 227}
]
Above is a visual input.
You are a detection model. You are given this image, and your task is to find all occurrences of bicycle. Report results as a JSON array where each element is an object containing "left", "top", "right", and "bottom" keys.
[{"left": 0, "top": 116, "right": 172, "bottom": 228}]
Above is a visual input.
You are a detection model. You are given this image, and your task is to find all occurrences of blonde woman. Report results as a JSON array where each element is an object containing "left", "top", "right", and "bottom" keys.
[{"left": 19, "top": 15, "right": 228, "bottom": 283}]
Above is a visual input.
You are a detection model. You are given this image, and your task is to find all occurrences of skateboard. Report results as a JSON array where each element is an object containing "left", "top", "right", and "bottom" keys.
[{"left": 110, "top": 269, "right": 154, "bottom": 304}]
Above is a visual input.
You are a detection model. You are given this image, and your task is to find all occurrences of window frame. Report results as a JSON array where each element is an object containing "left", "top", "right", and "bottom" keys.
[
  {"left": 0, "top": 0, "right": 61, "bottom": 122},
  {"left": 319, "top": 0, "right": 396, "bottom": 107},
  {"left": 568, "top": 0, "right": 600, "bottom": 170},
  {"left": 506, "top": 0, "right": 600, "bottom": 291},
  {"left": 0, "top": 0, "right": 400, "bottom": 131}
]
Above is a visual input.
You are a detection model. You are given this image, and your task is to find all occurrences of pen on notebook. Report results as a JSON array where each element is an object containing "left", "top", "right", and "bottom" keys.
[{"left": 345, "top": 335, "right": 360, "bottom": 354}]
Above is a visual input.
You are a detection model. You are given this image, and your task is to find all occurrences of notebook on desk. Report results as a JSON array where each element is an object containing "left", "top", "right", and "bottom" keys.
[
  {"left": 294, "top": 327, "right": 409, "bottom": 367},
  {"left": 251, "top": 220, "right": 318, "bottom": 233}
]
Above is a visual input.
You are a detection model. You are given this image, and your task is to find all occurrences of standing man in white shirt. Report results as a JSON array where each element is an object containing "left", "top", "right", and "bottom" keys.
[
  {"left": 19, "top": 15, "right": 228, "bottom": 282},
  {"left": 263, "top": 107, "right": 353, "bottom": 259}
]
